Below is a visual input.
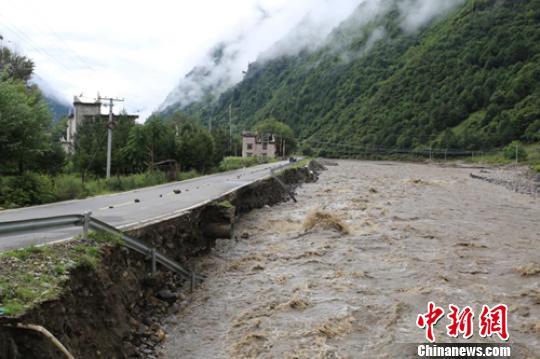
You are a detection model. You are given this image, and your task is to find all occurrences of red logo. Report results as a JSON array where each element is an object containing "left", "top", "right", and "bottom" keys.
[
  {"left": 479, "top": 304, "right": 509, "bottom": 341},
  {"left": 447, "top": 305, "right": 474, "bottom": 339},
  {"left": 417, "top": 303, "right": 509, "bottom": 342},
  {"left": 417, "top": 302, "right": 445, "bottom": 343}
]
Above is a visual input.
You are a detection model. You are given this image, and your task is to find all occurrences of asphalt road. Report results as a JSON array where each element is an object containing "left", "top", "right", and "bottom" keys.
[{"left": 0, "top": 161, "right": 291, "bottom": 252}]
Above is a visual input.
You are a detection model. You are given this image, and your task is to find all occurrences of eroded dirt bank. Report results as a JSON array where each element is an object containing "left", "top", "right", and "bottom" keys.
[
  {"left": 0, "top": 164, "right": 317, "bottom": 359},
  {"left": 160, "top": 160, "right": 540, "bottom": 358}
]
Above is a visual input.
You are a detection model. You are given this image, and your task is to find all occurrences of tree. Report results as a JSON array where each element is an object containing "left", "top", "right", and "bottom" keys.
[
  {"left": 111, "top": 112, "right": 137, "bottom": 174},
  {"left": 254, "top": 118, "right": 297, "bottom": 156},
  {"left": 175, "top": 120, "right": 214, "bottom": 172},
  {"left": 121, "top": 125, "right": 148, "bottom": 172},
  {"left": 0, "top": 47, "right": 34, "bottom": 82},
  {"left": 210, "top": 127, "right": 230, "bottom": 165},
  {"left": 122, "top": 116, "right": 176, "bottom": 172},
  {"left": 73, "top": 116, "right": 107, "bottom": 179},
  {"left": 0, "top": 80, "right": 52, "bottom": 174}
]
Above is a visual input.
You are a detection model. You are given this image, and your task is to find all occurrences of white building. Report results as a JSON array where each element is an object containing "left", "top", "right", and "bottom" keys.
[
  {"left": 63, "top": 96, "right": 138, "bottom": 153},
  {"left": 242, "top": 131, "right": 277, "bottom": 158}
]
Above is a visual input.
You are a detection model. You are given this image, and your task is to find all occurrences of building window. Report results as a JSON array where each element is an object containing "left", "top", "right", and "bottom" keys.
[
  {"left": 262, "top": 142, "right": 268, "bottom": 150},
  {"left": 247, "top": 152, "right": 253, "bottom": 157},
  {"left": 247, "top": 144, "right": 253, "bottom": 150}
]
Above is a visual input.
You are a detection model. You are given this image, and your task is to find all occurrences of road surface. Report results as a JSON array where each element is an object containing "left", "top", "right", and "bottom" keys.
[{"left": 0, "top": 161, "right": 291, "bottom": 252}]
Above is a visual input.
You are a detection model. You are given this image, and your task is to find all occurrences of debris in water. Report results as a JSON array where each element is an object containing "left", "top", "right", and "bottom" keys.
[
  {"left": 455, "top": 242, "right": 488, "bottom": 249},
  {"left": 274, "top": 275, "right": 289, "bottom": 285},
  {"left": 251, "top": 263, "right": 265, "bottom": 271},
  {"left": 229, "top": 332, "right": 269, "bottom": 358},
  {"left": 280, "top": 294, "right": 310, "bottom": 311},
  {"left": 516, "top": 263, "right": 540, "bottom": 277},
  {"left": 315, "top": 315, "right": 355, "bottom": 338},
  {"left": 228, "top": 254, "right": 265, "bottom": 271},
  {"left": 303, "top": 210, "right": 350, "bottom": 235}
]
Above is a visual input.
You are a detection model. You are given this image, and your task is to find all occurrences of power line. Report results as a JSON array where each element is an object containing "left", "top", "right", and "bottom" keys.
[
  {"left": 0, "top": 16, "right": 74, "bottom": 72},
  {"left": 3, "top": 0, "right": 96, "bottom": 71},
  {"left": 303, "top": 138, "right": 498, "bottom": 158}
]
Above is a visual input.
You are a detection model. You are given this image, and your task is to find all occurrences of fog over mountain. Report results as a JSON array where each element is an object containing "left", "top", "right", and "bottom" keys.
[{"left": 160, "top": 0, "right": 465, "bottom": 113}]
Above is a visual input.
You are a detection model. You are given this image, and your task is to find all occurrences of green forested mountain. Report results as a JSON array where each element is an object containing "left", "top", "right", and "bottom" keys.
[
  {"left": 43, "top": 94, "right": 71, "bottom": 123},
  {"left": 165, "top": 0, "right": 540, "bottom": 151}
]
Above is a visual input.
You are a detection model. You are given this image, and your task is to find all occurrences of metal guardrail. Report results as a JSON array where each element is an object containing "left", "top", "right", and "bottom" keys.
[
  {"left": 0, "top": 161, "right": 302, "bottom": 286},
  {"left": 0, "top": 213, "right": 204, "bottom": 284}
]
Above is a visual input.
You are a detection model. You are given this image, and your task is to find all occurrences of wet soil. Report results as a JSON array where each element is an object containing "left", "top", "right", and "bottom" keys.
[{"left": 160, "top": 160, "right": 540, "bottom": 358}]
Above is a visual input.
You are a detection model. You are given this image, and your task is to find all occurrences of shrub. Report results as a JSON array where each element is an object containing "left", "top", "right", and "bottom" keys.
[
  {"left": 0, "top": 173, "right": 54, "bottom": 207},
  {"left": 218, "top": 156, "right": 270, "bottom": 172},
  {"left": 52, "top": 174, "right": 85, "bottom": 201},
  {"left": 301, "top": 146, "right": 314, "bottom": 157},
  {"left": 503, "top": 141, "right": 528, "bottom": 162},
  {"left": 105, "top": 171, "right": 167, "bottom": 192},
  {"left": 178, "top": 170, "right": 200, "bottom": 181}
]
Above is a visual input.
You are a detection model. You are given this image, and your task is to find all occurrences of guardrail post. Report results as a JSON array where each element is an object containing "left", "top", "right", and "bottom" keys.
[
  {"left": 151, "top": 248, "right": 157, "bottom": 275},
  {"left": 83, "top": 212, "right": 91, "bottom": 241}
]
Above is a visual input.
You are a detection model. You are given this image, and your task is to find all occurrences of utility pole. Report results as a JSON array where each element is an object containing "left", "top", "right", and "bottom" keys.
[
  {"left": 99, "top": 96, "right": 124, "bottom": 179},
  {"left": 229, "top": 104, "right": 232, "bottom": 156}
]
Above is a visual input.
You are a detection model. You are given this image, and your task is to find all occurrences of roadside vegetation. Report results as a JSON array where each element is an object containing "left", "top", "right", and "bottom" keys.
[
  {"left": 0, "top": 232, "right": 120, "bottom": 317},
  {"left": 218, "top": 156, "right": 275, "bottom": 172},
  {"left": 0, "top": 47, "right": 293, "bottom": 209},
  {"left": 467, "top": 142, "right": 540, "bottom": 172}
]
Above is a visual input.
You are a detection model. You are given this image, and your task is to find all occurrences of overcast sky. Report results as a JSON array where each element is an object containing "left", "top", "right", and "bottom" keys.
[{"left": 0, "top": 0, "right": 361, "bottom": 120}]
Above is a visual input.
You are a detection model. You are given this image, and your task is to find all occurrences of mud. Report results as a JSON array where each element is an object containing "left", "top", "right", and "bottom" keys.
[{"left": 160, "top": 160, "right": 540, "bottom": 358}]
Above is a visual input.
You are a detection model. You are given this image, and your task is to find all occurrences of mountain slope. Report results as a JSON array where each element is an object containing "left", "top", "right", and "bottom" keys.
[
  {"left": 44, "top": 94, "right": 71, "bottom": 122},
  {"left": 164, "top": 0, "right": 540, "bottom": 150}
]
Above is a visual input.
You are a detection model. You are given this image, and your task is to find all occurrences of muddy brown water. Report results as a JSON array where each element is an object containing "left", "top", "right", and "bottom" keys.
[{"left": 160, "top": 160, "right": 540, "bottom": 358}]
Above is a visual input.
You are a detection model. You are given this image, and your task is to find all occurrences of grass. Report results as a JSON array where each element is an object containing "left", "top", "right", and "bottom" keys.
[
  {"left": 467, "top": 143, "right": 540, "bottom": 172},
  {"left": 218, "top": 156, "right": 275, "bottom": 172},
  {"left": 1, "top": 156, "right": 273, "bottom": 209},
  {"left": 0, "top": 231, "right": 119, "bottom": 317},
  {"left": 218, "top": 200, "right": 234, "bottom": 208},
  {"left": 286, "top": 158, "right": 310, "bottom": 169}
]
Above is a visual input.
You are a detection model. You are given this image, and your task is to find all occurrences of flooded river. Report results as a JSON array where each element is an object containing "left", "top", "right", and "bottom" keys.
[{"left": 161, "top": 161, "right": 540, "bottom": 358}]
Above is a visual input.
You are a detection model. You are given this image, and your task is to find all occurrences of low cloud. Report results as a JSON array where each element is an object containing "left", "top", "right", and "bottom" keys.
[
  {"left": 162, "top": 0, "right": 465, "bottom": 112},
  {"left": 398, "top": 0, "right": 466, "bottom": 31}
]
